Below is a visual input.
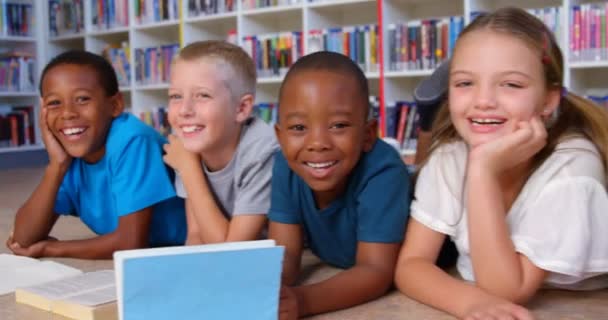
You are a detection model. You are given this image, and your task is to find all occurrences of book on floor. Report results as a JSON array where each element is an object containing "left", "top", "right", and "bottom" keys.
[
  {"left": 15, "top": 270, "right": 117, "bottom": 320},
  {"left": 114, "top": 239, "right": 285, "bottom": 320},
  {"left": 0, "top": 253, "right": 82, "bottom": 295}
]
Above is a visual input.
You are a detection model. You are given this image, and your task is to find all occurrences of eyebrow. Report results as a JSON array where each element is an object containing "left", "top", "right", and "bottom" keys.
[
  {"left": 450, "top": 70, "right": 533, "bottom": 79},
  {"left": 285, "top": 111, "right": 306, "bottom": 121}
]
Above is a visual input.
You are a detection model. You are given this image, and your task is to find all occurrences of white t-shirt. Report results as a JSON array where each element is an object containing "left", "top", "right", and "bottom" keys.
[{"left": 412, "top": 137, "right": 608, "bottom": 290}]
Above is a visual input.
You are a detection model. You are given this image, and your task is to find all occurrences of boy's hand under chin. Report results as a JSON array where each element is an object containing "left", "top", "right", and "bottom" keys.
[
  {"left": 40, "top": 106, "right": 72, "bottom": 168},
  {"left": 163, "top": 134, "right": 201, "bottom": 173},
  {"left": 468, "top": 117, "right": 547, "bottom": 177}
]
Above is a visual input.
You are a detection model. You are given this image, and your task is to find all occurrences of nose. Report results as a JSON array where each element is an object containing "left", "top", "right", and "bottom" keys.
[
  {"left": 61, "top": 101, "right": 78, "bottom": 120},
  {"left": 178, "top": 96, "right": 195, "bottom": 117},
  {"left": 306, "top": 126, "right": 331, "bottom": 152},
  {"left": 473, "top": 83, "right": 497, "bottom": 110}
]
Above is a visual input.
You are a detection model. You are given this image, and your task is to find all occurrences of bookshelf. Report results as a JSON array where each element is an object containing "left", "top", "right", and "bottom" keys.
[{"left": 2, "top": 0, "right": 607, "bottom": 161}]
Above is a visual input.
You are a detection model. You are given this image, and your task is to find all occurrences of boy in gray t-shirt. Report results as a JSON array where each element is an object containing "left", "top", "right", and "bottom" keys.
[{"left": 163, "top": 41, "right": 279, "bottom": 244}]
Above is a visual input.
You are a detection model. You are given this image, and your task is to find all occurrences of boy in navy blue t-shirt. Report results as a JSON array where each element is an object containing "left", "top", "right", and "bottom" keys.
[
  {"left": 269, "top": 51, "right": 411, "bottom": 318},
  {"left": 7, "top": 51, "right": 185, "bottom": 259}
]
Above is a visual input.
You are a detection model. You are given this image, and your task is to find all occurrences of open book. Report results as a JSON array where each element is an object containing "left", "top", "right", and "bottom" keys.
[
  {"left": 114, "top": 239, "right": 284, "bottom": 320},
  {"left": 15, "top": 270, "right": 117, "bottom": 320},
  {"left": 0, "top": 253, "right": 82, "bottom": 295}
]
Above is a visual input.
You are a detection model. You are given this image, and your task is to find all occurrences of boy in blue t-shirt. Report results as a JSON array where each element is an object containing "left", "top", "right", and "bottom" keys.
[
  {"left": 6, "top": 50, "right": 186, "bottom": 259},
  {"left": 269, "top": 51, "right": 411, "bottom": 318}
]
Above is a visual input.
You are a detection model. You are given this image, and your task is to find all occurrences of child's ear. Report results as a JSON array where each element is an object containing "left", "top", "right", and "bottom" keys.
[
  {"left": 235, "top": 93, "right": 254, "bottom": 123},
  {"left": 541, "top": 87, "right": 561, "bottom": 120},
  {"left": 363, "top": 119, "right": 378, "bottom": 152},
  {"left": 110, "top": 92, "right": 125, "bottom": 117}
]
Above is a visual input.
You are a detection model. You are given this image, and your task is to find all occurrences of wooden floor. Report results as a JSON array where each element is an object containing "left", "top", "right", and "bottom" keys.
[{"left": 0, "top": 167, "right": 607, "bottom": 320}]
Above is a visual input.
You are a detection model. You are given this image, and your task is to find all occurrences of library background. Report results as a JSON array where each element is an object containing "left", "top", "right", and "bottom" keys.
[{"left": 1, "top": 0, "right": 607, "bottom": 168}]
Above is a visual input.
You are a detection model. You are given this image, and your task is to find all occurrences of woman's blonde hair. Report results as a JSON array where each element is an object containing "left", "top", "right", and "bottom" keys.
[{"left": 418, "top": 7, "right": 608, "bottom": 181}]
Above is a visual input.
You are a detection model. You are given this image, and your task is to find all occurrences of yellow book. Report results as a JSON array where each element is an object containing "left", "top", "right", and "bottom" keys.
[{"left": 15, "top": 270, "right": 117, "bottom": 320}]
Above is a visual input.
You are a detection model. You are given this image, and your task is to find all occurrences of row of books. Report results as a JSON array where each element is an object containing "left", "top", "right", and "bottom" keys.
[
  {"left": 309, "top": 25, "right": 380, "bottom": 73},
  {"left": 383, "top": 100, "right": 420, "bottom": 151},
  {"left": 139, "top": 108, "right": 169, "bottom": 136},
  {"left": 102, "top": 42, "right": 130, "bottom": 87},
  {"left": 49, "top": 0, "right": 84, "bottom": 37},
  {"left": 134, "top": 0, "right": 179, "bottom": 25},
  {"left": 241, "top": 0, "right": 301, "bottom": 10},
  {"left": 0, "top": 2, "right": 33, "bottom": 37},
  {"left": 570, "top": 3, "right": 608, "bottom": 62},
  {"left": 0, "top": 104, "right": 35, "bottom": 148},
  {"left": 387, "top": 16, "right": 464, "bottom": 72},
  {"left": 187, "top": 0, "right": 235, "bottom": 17},
  {"left": 91, "top": 0, "right": 129, "bottom": 31},
  {"left": 134, "top": 44, "right": 179, "bottom": 86},
  {"left": 527, "top": 7, "right": 562, "bottom": 44},
  {"left": 254, "top": 102, "right": 278, "bottom": 125},
  {"left": 0, "top": 53, "right": 35, "bottom": 92},
  {"left": 242, "top": 32, "right": 304, "bottom": 79}
]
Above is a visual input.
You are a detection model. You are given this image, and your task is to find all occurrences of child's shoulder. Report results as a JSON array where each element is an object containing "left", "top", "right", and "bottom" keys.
[
  {"left": 355, "top": 138, "right": 410, "bottom": 180},
  {"left": 237, "top": 117, "right": 280, "bottom": 161},
  {"left": 540, "top": 137, "right": 605, "bottom": 184},
  {"left": 105, "top": 113, "right": 165, "bottom": 156}
]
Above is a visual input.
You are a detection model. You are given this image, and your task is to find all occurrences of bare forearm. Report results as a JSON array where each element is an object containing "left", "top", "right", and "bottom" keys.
[
  {"left": 396, "top": 258, "right": 497, "bottom": 318},
  {"left": 181, "top": 168, "right": 230, "bottom": 243},
  {"left": 467, "top": 172, "right": 524, "bottom": 298},
  {"left": 13, "top": 164, "right": 68, "bottom": 246},
  {"left": 294, "top": 265, "right": 393, "bottom": 317},
  {"left": 43, "top": 234, "right": 145, "bottom": 259}
]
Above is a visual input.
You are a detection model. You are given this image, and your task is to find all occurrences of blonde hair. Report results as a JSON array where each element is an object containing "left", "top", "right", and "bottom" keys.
[
  {"left": 174, "top": 40, "right": 257, "bottom": 101},
  {"left": 419, "top": 7, "right": 608, "bottom": 182}
]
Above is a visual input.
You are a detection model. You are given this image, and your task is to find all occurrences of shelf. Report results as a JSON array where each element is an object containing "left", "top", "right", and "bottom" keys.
[
  {"left": 257, "top": 76, "right": 284, "bottom": 84},
  {"left": 134, "top": 20, "right": 180, "bottom": 31},
  {"left": 242, "top": 3, "right": 303, "bottom": 16},
  {"left": 307, "top": 0, "right": 375, "bottom": 9},
  {"left": 119, "top": 86, "right": 131, "bottom": 92},
  {"left": 185, "top": 12, "right": 238, "bottom": 24},
  {"left": 569, "top": 60, "right": 608, "bottom": 69},
  {"left": 0, "top": 35, "right": 36, "bottom": 42},
  {"left": 0, "top": 91, "right": 38, "bottom": 97},
  {"left": 385, "top": 70, "right": 434, "bottom": 78},
  {"left": 49, "top": 33, "right": 86, "bottom": 42},
  {"left": 366, "top": 72, "right": 380, "bottom": 79},
  {"left": 0, "top": 145, "right": 45, "bottom": 154},
  {"left": 135, "top": 83, "right": 170, "bottom": 91},
  {"left": 88, "top": 26, "right": 130, "bottom": 37}
]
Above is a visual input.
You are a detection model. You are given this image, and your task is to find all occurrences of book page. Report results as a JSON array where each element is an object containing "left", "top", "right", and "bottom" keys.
[
  {"left": 22, "top": 270, "right": 115, "bottom": 302},
  {"left": 0, "top": 254, "right": 83, "bottom": 295},
  {"left": 63, "top": 284, "right": 116, "bottom": 306}
]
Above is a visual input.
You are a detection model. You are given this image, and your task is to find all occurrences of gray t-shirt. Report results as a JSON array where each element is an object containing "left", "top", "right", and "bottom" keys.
[{"left": 175, "top": 117, "right": 279, "bottom": 218}]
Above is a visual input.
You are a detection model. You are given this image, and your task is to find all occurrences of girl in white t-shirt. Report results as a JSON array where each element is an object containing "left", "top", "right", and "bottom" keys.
[{"left": 395, "top": 7, "right": 608, "bottom": 320}]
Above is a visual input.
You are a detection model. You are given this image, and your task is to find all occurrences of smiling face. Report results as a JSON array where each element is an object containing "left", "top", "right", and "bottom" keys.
[
  {"left": 448, "top": 29, "right": 560, "bottom": 147},
  {"left": 167, "top": 58, "right": 245, "bottom": 156},
  {"left": 276, "top": 70, "right": 375, "bottom": 207},
  {"left": 41, "top": 64, "right": 123, "bottom": 163}
]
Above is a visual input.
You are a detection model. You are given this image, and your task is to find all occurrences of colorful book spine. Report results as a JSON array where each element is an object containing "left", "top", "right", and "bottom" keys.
[
  {"left": 242, "top": 31, "right": 304, "bottom": 79},
  {"left": 0, "top": 52, "right": 36, "bottom": 92},
  {"left": 134, "top": 0, "right": 179, "bottom": 25},
  {"left": 0, "top": 104, "right": 35, "bottom": 148},
  {"left": 383, "top": 101, "right": 420, "bottom": 151},
  {"left": 0, "top": 2, "right": 34, "bottom": 37},
  {"left": 139, "top": 107, "right": 170, "bottom": 136},
  {"left": 188, "top": 0, "right": 236, "bottom": 17},
  {"left": 570, "top": 3, "right": 608, "bottom": 62},
  {"left": 241, "top": 0, "right": 300, "bottom": 10},
  {"left": 308, "top": 24, "right": 379, "bottom": 73},
  {"left": 254, "top": 102, "right": 278, "bottom": 125},
  {"left": 103, "top": 42, "right": 131, "bottom": 87},
  {"left": 48, "top": 0, "right": 84, "bottom": 37},
  {"left": 388, "top": 16, "right": 462, "bottom": 72},
  {"left": 91, "top": 0, "right": 129, "bottom": 31},
  {"left": 134, "top": 44, "right": 179, "bottom": 85}
]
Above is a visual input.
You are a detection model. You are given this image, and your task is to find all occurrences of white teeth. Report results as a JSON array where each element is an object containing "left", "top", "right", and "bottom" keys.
[
  {"left": 182, "top": 125, "right": 203, "bottom": 133},
  {"left": 62, "top": 127, "right": 85, "bottom": 135},
  {"left": 471, "top": 118, "right": 504, "bottom": 125},
  {"left": 306, "top": 161, "right": 337, "bottom": 169}
]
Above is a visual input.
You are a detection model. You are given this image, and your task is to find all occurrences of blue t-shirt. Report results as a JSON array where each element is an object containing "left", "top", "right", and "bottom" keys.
[
  {"left": 54, "top": 113, "right": 186, "bottom": 246},
  {"left": 268, "top": 139, "right": 411, "bottom": 269}
]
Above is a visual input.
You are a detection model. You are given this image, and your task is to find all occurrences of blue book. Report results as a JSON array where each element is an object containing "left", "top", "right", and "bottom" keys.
[{"left": 114, "top": 240, "right": 284, "bottom": 320}]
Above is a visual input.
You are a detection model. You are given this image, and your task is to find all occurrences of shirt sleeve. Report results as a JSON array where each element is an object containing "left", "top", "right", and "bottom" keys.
[
  {"left": 53, "top": 170, "right": 76, "bottom": 216},
  {"left": 512, "top": 177, "right": 608, "bottom": 277},
  {"left": 233, "top": 143, "right": 276, "bottom": 215},
  {"left": 357, "top": 162, "right": 411, "bottom": 243},
  {"left": 410, "top": 149, "right": 463, "bottom": 236},
  {"left": 110, "top": 136, "right": 177, "bottom": 217},
  {"left": 267, "top": 151, "right": 301, "bottom": 224}
]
